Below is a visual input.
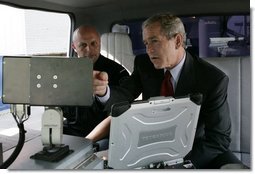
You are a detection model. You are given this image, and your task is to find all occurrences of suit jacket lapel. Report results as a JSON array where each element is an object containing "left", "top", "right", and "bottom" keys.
[
  {"left": 146, "top": 68, "right": 164, "bottom": 97},
  {"left": 175, "top": 52, "right": 196, "bottom": 96},
  {"left": 138, "top": 55, "right": 164, "bottom": 99}
]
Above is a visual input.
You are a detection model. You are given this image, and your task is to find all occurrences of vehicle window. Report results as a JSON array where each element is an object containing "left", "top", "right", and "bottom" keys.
[
  {"left": 0, "top": 4, "right": 71, "bottom": 56},
  {"left": 0, "top": 4, "right": 71, "bottom": 110},
  {"left": 115, "top": 15, "right": 250, "bottom": 58}
]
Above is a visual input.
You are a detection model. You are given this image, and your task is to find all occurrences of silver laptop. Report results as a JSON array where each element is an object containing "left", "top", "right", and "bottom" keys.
[{"left": 107, "top": 94, "right": 202, "bottom": 169}]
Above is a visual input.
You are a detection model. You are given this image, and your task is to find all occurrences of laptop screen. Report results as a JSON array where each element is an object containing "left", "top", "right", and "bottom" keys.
[{"left": 107, "top": 94, "right": 202, "bottom": 169}]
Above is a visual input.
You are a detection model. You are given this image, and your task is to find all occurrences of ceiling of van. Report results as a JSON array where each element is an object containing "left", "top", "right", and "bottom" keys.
[
  {"left": 0, "top": 0, "right": 250, "bottom": 15},
  {"left": 43, "top": 0, "right": 115, "bottom": 8},
  {"left": 0, "top": 0, "right": 249, "bottom": 9}
]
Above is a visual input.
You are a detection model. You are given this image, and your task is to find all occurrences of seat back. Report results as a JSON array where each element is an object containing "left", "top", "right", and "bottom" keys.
[
  {"left": 204, "top": 56, "right": 251, "bottom": 167},
  {"left": 101, "top": 32, "right": 135, "bottom": 74}
]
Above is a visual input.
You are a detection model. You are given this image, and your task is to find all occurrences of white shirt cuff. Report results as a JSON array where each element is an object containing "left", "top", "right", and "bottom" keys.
[{"left": 96, "top": 85, "right": 110, "bottom": 104}]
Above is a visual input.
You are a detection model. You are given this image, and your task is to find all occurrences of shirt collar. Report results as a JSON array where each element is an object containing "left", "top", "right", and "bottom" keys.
[{"left": 165, "top": 52, "right": 186, "bottom": 84}]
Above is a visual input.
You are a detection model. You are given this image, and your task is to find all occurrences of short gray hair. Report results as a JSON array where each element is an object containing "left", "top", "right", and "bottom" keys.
[{"left": 142, "top": 13, "right": 186, "bottom": 46}]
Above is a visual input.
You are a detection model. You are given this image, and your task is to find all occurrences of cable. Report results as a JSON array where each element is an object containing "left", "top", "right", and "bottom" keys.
[
  {"left": 0, "top": 105, "right": 29, "bottom": 169},
  {"left": 0, "top": 122, "right": 26, "bottom": 169}
]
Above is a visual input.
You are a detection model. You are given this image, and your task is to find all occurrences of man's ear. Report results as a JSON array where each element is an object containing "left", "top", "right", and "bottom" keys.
[
  {"left": 175, "top": 34, "right": 183, "bottom": 49},
  {"left": 71, "top": 43, "right": 77, "bottom": 52}
]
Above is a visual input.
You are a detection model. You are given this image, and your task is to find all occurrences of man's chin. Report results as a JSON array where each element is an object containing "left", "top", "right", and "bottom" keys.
[
  {"left": 153, "top": 64, "right": 163, "bottom": 69},
  {"left": 79, "top": 56, "right": 89, "bottom": 58}
]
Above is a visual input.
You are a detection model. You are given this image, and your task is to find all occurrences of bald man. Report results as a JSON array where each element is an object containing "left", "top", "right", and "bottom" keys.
[
  {"left": 62, "top": 25, "right": 129, "bottom": 147},
  {"left": 72, "top": 25, "right": 101, "bottom": 62}
]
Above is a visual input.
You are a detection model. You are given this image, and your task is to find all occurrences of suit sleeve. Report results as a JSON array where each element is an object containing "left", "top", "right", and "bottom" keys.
[
  {"left": 103, "top": 57, "right": 143, "bottom": 114},
  {"left": 108, "top": 62, "right": 130, "bottom": 86}
]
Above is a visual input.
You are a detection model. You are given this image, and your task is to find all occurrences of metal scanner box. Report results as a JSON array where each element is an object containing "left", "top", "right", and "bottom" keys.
[{"left": 2, "top": 56, "right": 93, "bottom": 106}]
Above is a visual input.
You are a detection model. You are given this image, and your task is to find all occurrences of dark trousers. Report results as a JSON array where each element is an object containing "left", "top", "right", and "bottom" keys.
[
  {"left": 207, "top": 150, "right": 249, "bottom": 169},
  {"left": 63, "top": 124, "right": 87, "bottom": 137}
]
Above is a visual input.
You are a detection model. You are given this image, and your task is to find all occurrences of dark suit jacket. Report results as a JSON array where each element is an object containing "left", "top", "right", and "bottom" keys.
[{"left": 106, "top": 52, "right": 231, "bottom": 168}]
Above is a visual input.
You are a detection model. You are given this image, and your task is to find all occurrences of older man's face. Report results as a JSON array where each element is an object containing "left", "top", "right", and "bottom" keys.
[
  {"left": 143, "top": 22, "right": 179, "bottom": 69},
  {"left": 72, "top": 30, "right": 100, "bottom": 63}
]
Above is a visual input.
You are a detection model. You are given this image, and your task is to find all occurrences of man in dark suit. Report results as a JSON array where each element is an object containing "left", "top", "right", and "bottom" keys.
[
  {"left": 62, "top": 25, "right": 129, "bottom": 142},
  {"left": 92, "top": 14, "right": 243, "bottom": 168}
]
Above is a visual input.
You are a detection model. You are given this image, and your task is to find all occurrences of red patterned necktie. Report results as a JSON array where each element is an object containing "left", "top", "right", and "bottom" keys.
[{"left": 160, "top": 70, "right": 174, "bottom": 96}]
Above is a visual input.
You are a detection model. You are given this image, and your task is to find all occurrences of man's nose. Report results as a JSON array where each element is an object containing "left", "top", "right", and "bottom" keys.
[
  {"left": 84, "top": 45, "right": 90, "bottom": 52},
  {"left": 146, "top": 44, "right": 154, "bottom": 54}
]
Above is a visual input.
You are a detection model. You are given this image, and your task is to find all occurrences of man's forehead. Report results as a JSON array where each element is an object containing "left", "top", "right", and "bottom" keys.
[
  {"left": 76, "top": 35, "right": 99, "bottom": 44},
  {"left": 143, "top": 27, "right": 162, "bottom": 40},
  {"left": 78, "top": 38, "right": 97, "bottom": 43},
  {"left": 76, "top": 30, "right": 99, "bottom": 39},
  {"left": 144, "top": 35, "right": 158, "bottom": 40}
]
